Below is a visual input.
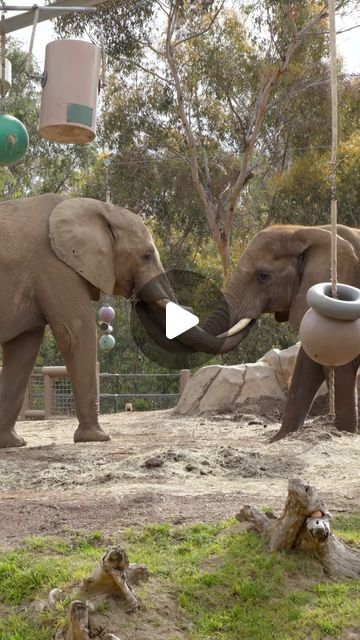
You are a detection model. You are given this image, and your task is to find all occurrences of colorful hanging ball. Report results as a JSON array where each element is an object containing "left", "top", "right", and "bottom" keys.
[
  {"left": 99, "top": 334, "right": 116, "bottom": 352},
  {"left": 99, "top": 321, "right": 110, "bottom": 332},
  {"left": 98, "top": 305, "right": 115, "bottom": 323},
  {"left": 0, "top": 114, "right": 29, "bottom": 165}
]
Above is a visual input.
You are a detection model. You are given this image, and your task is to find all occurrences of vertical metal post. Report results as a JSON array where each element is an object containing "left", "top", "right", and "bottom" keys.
[{"left": 44, "top": 372, "right": 52, "bottom": 419}]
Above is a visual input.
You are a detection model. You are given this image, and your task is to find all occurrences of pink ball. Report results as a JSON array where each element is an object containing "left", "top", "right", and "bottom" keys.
[{"left": 98, "top": 306, "right": 115, "bottom": 322}]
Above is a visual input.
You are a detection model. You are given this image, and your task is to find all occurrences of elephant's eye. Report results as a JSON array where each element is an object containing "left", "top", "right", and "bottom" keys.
[
  {"left": 143, "top": 252, "right": 153, "bottom": 262},
  {"left": 257, "top": 271, "right": 270, "bottom": 284}
]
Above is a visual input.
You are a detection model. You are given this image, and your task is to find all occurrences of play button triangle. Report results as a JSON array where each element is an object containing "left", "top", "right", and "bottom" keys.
[{"left": 165, "top": 301, "right": 199, "bottom": 339}]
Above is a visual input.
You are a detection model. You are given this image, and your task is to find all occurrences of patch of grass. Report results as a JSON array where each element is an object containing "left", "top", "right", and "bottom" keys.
[{"left": 0, "top": 519, "right": 360, "bottom": 639}]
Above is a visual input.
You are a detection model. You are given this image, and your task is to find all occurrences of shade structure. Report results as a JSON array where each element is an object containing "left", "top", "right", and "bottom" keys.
[
  {"left": 0, "top": 114, "right": 29, "bottom": 165},
  {"left": 39, "top": 39, "right": 101, "bottom": 144}
]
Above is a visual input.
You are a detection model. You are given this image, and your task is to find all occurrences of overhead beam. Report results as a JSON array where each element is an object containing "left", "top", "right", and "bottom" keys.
[{"left": 3, "top": 0, "right": 107, "bottom": 34}]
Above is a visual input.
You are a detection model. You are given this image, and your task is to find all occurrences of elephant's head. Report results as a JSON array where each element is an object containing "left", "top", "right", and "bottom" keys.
[
  {"left": 203, "top": 225, "right": 359, "bottom": 341},
  {"left": 48, "top": 197, "right": 244, "bottom": 354}
]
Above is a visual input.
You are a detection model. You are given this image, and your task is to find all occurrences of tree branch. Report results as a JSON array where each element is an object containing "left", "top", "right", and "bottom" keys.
[{"left": 173, "top": 2, "right": 225, "bottom": 47}]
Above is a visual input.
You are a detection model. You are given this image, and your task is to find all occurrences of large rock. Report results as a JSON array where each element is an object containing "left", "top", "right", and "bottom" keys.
[
  {"left": 198, "top": 365, "right": 245, "bottom": 413},
  {"left": 238, "top": 362, "right": 286, "bottom": 402},
  {"left": 175, "top": 343, "right": 330, "bottom": 416},
  {"left": 176, "top": 365, "right": 222, "bottom": 415},
  {"left": 261, "top": 344, "right": 300, "bottom": 392},
  {"left": 176, "top": 361, "right": 285, "bottom": 416}
]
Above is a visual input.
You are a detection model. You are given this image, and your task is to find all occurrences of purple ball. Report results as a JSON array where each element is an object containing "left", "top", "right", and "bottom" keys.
[{"left": 98, "top": 305, "right": 115, "bottom": 322}]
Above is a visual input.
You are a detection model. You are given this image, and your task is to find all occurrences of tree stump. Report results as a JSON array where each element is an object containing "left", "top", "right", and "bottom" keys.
[
  {"left": 59, "top": 546, "right": 148, "bottom": 639},
  {"left": 237, "top": 477, "right": 360, "bottom": 579},
  {"left": 65, "top": 601, "right": 91, "bottom": 640},
  {"left": 83, "top": 545, "right": 149, "bottom": 613}
]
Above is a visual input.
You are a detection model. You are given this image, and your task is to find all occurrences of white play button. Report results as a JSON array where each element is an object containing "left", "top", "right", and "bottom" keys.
[{"left": 165, "top": 301, "right": 199, "bottom": 339}]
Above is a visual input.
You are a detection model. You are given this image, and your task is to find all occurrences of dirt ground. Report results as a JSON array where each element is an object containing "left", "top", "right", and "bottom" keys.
[{"left": 1, "top": 408, "right": 360, "bottom": 549}]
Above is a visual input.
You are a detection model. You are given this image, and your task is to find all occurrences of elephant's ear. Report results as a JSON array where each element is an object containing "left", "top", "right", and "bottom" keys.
[
  {"left": 288, "top": 227, "right": 358, "bottom": 328},
  {"left": 49, "top": 198, "right": 116, "bottom": 295}
]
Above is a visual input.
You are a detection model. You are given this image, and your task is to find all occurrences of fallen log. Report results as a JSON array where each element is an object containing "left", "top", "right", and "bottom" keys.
[{"left": 237, "top": 477, "right": 360, "bottom": 579}]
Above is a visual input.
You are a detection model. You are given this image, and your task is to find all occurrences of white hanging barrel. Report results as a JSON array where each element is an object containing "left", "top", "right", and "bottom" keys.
[
  {"left": 39, "top": 40, "right": 101, "bottom": 144},
  {"left": 0, "top": 59, "right": 12, "bottom": 96}
]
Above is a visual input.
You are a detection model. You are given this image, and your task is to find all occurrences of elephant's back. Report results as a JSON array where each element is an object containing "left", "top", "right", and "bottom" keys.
[{"left": 0, "top": 194, "right": 66, "bottom": 264}]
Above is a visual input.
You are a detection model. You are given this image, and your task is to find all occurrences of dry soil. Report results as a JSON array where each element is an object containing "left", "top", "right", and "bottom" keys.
[{"left": 1, "top": 409, "right": 359, "bottom": 548}]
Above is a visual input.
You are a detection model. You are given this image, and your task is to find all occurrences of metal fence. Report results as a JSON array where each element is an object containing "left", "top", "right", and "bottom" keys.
[
  {"left": 100, "top": 372, "right": 181, "bottom": 413},
  {"left": 11, "top": 367, "right": 191, "bottom": 419}
]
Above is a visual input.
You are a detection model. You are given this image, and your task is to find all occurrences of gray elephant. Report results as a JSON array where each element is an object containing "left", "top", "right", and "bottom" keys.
[
  {"left": 202, "top": 224, "right": 360, "bottom": 441},
  {"left": 0, "top": 194, "right": 242, "bottom": 448}
]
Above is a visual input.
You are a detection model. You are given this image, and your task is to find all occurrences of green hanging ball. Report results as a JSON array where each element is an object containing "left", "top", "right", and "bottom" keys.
[
  {"left": 99, "top": 334, "right": 116, "bottom": 352},
  {"left": 0, "top": 114, "right": 29, "bottom": 166}
]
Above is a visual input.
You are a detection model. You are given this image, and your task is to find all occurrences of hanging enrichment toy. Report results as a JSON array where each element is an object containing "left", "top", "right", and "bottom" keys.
[
  {"left": 39, "top": 39, "right": 101, "bottom": 144},
  {"left": 0, "top": 17, "right": 29, "bottom": 164},
  {"left": 98, "top": 306, "right": 116, "bottom": 352},
  {"left": 299, "top": 283, "right": 360, "bottom": 366},
  {"left": 299, "top": 0, "right": 360, "bottom": 383}
]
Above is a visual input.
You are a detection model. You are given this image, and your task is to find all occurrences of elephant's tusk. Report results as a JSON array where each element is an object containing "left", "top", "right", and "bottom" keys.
[{"left": 217, "top": 318, "right": 252, "bottom": 338}]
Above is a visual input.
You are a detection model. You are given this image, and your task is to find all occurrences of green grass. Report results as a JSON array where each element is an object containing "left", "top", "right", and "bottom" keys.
[{"left": 0, "top": 519, "right": 359, "bottom": 639}]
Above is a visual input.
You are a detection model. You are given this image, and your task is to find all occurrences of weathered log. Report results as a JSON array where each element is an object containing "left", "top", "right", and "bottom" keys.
[
  {"left": 83, "top": 546, "right": 149, "bottom": 613},
  {"left": 65, "top": 601, "right": 90, "bottom": 640},
  {"left": 237, "top": 477, "right": 360, "bottom": 579}
]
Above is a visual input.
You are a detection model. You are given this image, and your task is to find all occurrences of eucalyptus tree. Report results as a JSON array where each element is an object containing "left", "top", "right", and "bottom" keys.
[{"left": 57, "top": 0, "right": 353, "bottom": 281}]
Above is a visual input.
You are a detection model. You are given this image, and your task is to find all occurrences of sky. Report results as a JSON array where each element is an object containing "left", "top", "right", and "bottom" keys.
[{"left": 8, "top": 1, "right": 360, "bottom": 74}]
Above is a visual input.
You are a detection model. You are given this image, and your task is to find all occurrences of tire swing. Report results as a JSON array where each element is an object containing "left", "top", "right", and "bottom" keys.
[
  {"left": 0, "top": 15, "right": 28, "bottom": 165},
  {"left": 299, "top": 0, "right": 360, "bottom": 413}
]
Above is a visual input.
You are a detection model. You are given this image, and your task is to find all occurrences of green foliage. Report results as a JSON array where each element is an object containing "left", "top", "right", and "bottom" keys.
[
  {"left": 1, "top": 517, "right": 360, "bottom": 639},
  {"left": 0, "top": 40, "right": 95, "bottom": 199},
  {"left": 270, "top": 132, "right": 360, "bottom": 227}
]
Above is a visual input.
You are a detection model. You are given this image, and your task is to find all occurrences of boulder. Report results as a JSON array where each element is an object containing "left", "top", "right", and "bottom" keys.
[
  {"left": 199, "top": 365, "right": 245, "bottom": 413},
  {"left": 238, "top": 362, "right": 286, "bottom": 402},
  {"left": 175, "top": 364, "right": 222, "bottom": 415}
]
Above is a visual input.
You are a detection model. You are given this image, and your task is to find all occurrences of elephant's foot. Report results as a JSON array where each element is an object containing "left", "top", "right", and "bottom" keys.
[
  {"left": 74, "top": 425, "right": 111, "bottom": 443},
  {"left": 0, "top": 429, "right": 27, "bottom": 448},
  {"left": 269, "top": 427, "right": 294, "bottom": 443},
  {"left": 334, "top": 421, "right": 358, "bottom": 434}
]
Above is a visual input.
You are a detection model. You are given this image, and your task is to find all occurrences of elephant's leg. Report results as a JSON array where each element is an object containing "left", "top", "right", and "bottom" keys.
[
  {"left": 270, "top": 347, "right": 325, "bottom": 443},
  {"left": 328, "top": 358, "right": 359, "bottom": 433},
  {"left": 0, "top": 327, "right": 45, "bottom": 448},
  {"left": 50, "top": 319, "right": 110, "bottom": 443}
]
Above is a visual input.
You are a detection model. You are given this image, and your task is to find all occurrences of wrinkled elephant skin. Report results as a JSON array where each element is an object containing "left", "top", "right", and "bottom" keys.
[
  {"left": 206, "top": 224, "right": 360, "bottom": 441},
  {"left": 0, "top": 194, "right": 242, "bottom": 448}
]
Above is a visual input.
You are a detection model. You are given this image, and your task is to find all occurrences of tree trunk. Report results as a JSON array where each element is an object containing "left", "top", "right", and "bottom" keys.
[{"left": 237, "top": 477, "right": 360, "bottom": 579}]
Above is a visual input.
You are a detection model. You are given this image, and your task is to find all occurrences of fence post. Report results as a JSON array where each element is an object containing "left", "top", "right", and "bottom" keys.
[
  {"left": 179, "top": 369, "right": 191, "bottom": 394},
  {"left": 43, "top": 372, "right": 52, "bottom": 419}
]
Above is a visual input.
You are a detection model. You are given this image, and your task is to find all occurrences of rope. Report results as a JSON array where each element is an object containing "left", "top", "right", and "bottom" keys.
[
  {"left": 328, "top": 0, "right": 338, "bottom": 420},
  {"left": 0, "top": 13, "right": 5, "bottom": 105}
]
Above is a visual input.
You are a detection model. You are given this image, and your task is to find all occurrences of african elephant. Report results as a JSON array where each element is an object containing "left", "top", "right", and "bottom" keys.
[
  {"left": 202, "top": 224, "right": 360, "bottom": 441},
  {"left": 0, "top": 194, "right": 243, "bottom": 448}
]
